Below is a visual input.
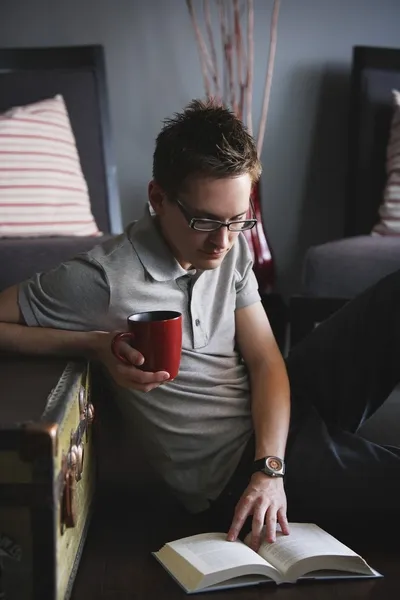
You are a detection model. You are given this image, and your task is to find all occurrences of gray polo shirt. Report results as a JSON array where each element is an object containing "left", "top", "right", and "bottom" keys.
[{"left": 19, "top": 206, "right": 261, "bottom": 512}]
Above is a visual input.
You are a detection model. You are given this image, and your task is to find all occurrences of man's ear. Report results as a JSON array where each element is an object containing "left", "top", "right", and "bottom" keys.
[{"left": 148, "top": 180, "right": 165, "bottom": 215}]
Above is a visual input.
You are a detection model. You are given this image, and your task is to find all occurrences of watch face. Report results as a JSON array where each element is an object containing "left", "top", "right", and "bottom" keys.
[{"left": 266, "top": 456, "right": 283, "bottom": 472}]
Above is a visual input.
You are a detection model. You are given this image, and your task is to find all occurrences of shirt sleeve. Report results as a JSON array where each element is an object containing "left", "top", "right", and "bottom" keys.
[
  {"left": 234, "top": 234, "right": 261, "bottom": 310},
  {"left": 18, "top": 254, "right": 110, "bottom": 331}
]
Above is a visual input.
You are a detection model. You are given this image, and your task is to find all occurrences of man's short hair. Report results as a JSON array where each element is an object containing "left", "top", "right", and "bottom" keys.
[{"left": 153, "top": 98, "right": 262, "bottom": 198}]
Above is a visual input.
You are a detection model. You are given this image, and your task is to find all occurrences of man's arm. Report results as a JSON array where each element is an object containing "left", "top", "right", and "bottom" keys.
[
  {"left": 0, "top": 284, "right": 101, "bottom": 357},
  {"left": 227, "top": 301, "right": 291, "bottom": 549},
  {"left": 0, "top": 284, "right": 169, "bottom": 392},
  {"left": 235, "top": 301, "right": 290, "bottom": 461}
]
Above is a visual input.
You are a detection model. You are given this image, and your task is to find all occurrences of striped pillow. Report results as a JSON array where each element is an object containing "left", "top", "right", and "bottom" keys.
[
  {"left": 0, "top": 94, "right": 101, "bottom": 237},
  {"left": 372, "top": 90, "right": 400, "bottom": 236}
]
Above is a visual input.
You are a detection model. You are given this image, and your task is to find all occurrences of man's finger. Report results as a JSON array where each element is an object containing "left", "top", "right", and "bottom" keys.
[
  {"left": 117, "top": 342, "right": 145, "bottom": 366},
  {"left": 116, "top": 363, "right": 170, "bottom": 384},
  {"left": 264, "top": 506, "right": 277, "bottom": 543},
  {"left": 226, "top": 497, "right": 252, "bottom": 542},
  {"left": 277, "top": 508, "right": 290, "bottom": 536},
  {"left": 249, "top": 503, "right": 265, "bottom": 551}
]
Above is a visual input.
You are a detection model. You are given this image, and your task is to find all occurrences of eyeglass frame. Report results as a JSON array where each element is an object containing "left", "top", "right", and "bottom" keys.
[{"left": 174, "top": 197, "right": 257, "bottom": 232}]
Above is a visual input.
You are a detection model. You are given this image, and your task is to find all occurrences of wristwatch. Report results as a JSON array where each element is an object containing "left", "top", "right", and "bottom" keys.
[{"left": 252, "top": 455, "right": 285, "bottom": 478}]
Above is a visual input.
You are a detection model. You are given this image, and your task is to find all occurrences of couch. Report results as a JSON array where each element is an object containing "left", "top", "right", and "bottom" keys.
[
  {"left": 290, "top": 45, "right": 400, "bottom": 447},
  {"left": 0, "top": 44, "right": 122, "bottom": 291}
]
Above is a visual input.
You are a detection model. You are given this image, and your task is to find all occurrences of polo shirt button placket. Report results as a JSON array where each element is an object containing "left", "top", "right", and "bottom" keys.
[
  {"left": 192, "top": 316, "right": 208, "bottom": 347},
  {"left": 190, "top": 278, "right": 208, "bottom": 348}
]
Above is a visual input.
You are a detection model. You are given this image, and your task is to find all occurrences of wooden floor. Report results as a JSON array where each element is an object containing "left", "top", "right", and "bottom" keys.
[{"left": 71, "top": 488, "right": 400, "bottom": 600}]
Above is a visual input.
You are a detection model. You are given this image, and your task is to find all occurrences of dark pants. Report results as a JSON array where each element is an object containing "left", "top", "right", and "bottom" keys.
[{"left": 209, "top": 269, "right": 400, "bottom": 537}]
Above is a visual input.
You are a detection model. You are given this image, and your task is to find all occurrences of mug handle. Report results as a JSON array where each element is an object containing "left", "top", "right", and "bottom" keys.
[{"left": 111, "top": 331, "right": 134, "bottom": 365}]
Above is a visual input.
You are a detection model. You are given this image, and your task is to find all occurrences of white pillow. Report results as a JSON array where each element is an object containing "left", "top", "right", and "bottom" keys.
[
  {"left": 372, "top": 90, "right": 400, "bottom": 236},
  {"left": 0, "top": 95, "right": 101, "bottom": 237}
]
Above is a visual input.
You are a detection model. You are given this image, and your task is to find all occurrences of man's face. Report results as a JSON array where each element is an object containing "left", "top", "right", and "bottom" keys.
[{"left": 149, "top": 174, "right": 253, "bottom": 270}]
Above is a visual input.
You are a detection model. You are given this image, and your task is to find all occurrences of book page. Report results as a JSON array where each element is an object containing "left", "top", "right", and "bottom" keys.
[
  {"left": 154, "top": 533, "right": 282, "bottom": 592},
  {"left": 168, "top": 533, "right": 272, "bottom": 575},
  {"left": 248, "top": 523, "right": 364, "bottom": 576}
]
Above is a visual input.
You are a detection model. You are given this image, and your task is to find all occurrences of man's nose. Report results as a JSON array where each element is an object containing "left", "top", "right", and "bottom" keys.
[{"left": 210, "top": 225, "right": 230, "bottom": 247}]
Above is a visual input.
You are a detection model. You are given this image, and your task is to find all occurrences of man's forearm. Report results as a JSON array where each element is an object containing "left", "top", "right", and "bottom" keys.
[
  {"left": 250, "top": 358, "right": 291, "bottom": 460},
  {"left": 0, "top": 322, "right": 103, "bottom": 359}
]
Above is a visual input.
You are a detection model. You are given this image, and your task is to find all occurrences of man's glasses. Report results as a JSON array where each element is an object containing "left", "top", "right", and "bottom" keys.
[{"left": 175, "top": 198, "right": 257, "bottom": 232}]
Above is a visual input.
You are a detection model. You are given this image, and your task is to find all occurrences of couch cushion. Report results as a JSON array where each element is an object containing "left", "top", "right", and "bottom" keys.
[
  {"left": 0, "top": 235, "right": 114, "bottom": 290},
  {"left": 372, "top": 90, "right": 400, "bottom": 236},
  {"left": 302, "top": 235, "right": 400, "bottom": 297},
  {"left": 0, "top": 95, "right": 101, "bottom": 237}
]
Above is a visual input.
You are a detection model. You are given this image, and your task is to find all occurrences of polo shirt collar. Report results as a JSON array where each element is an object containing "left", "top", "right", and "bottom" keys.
[{"left": 129, "top": 205, "right": 193, "bottom": 282}]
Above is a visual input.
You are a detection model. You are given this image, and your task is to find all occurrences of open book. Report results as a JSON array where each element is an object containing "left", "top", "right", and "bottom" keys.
[{"left": 152, "top": 523, "right": 381, "bottom": 594}]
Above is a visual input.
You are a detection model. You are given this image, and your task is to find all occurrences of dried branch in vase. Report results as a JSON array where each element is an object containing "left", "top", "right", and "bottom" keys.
[
  {"left": 257, "top": 0, "right": 280, "bottom": 156},
  {"left": 186, "top": 0, "right": 280, "bottom": 154},
  {"left": 245, "top": 0, "right": 254, "bottom": 135},
  {"left": 186, "top": 0, "right": 282, "bottom": 292},
  {"left": 204, "top": 0, "right": 221, "bottom": 100}
]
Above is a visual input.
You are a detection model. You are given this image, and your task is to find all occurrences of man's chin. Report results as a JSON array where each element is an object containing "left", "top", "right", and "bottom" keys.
[{"left": 193, "top": 251, "right": 227, "bottom": 270}]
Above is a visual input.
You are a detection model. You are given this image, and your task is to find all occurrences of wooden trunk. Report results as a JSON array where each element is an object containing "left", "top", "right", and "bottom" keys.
[{"left": 0, "top": 355, "right": 96, "bottom": 600}]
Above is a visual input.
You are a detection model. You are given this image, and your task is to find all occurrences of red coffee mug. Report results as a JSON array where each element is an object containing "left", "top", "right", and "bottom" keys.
[{"left": 111, "top": 311, "right": 182, "bottom": 380}]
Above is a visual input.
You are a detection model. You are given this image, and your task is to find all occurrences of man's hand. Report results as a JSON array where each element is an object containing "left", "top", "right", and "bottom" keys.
[
  {"left": 95, "top": 331, "right": 170, "bottom": 392},
  {"left": 226, "top": 474, "right": 289, "bottom": 551}
]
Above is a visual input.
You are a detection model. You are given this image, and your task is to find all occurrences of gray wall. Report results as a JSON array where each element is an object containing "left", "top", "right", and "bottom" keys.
[{"left": 0, "top": 0, "right": 399, "bottom": 297}]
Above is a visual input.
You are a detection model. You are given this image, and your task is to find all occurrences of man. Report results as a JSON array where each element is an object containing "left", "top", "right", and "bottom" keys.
[{"left": 0, "top": 99, "right": 399, "bottom": 550}]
